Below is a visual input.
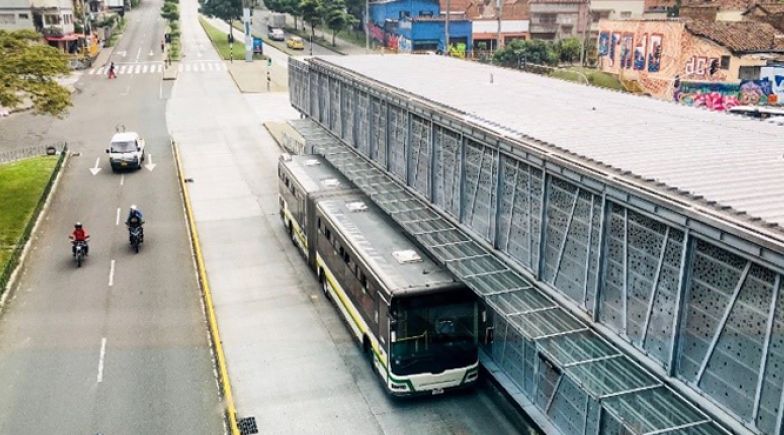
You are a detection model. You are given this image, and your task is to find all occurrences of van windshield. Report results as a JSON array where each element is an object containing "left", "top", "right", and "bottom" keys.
[{"left": 111, "top": 141, "right": 136, "bottom": 152}]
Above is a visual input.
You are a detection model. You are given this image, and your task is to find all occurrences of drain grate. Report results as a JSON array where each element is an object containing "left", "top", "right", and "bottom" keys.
[{"left": 238, "top": 416, "right": 258, "bottom": 435}]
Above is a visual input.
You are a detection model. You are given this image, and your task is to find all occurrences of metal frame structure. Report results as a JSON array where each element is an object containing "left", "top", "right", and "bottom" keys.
[{"left": 287, "top": 57, "right": 784, "bottom": 435}]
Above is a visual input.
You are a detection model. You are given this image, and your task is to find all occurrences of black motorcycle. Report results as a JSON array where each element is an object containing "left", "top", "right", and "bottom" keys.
[
  {"left": 73, "top": 241, "right": 87, "bottom": 267},
  {"left": 129, "top": 225, "right": 143, "bottom": 253}
]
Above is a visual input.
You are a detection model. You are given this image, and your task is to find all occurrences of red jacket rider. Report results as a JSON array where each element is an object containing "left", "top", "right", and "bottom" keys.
[{"left": 69, "top": 222, "right": 90, "bottom": 255}]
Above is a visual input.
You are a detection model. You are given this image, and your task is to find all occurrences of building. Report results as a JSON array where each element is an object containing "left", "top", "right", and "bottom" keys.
[
  {"left": 0, "top": 0, "right": 36, "bottom": 31},
  {"left": 368, "top": 0, "right": 473, "bottom": 54},
  {"left": 447, "top": 0, "right": 530, "bottom": 50},
  {"left": 597, "top": 19, "right": 784, "bottom": 108},
  {"left": 743, "top": 2, "right": 784, "bottom": 30},
  {"left": 590, "top": 0, "right": 645, "bottom": 36},
  {"left": 289, "top": 53, "right": 784, "bottom": 435},
  {"left": 528, "top": 0, "right": 589, "bottom": 40}
]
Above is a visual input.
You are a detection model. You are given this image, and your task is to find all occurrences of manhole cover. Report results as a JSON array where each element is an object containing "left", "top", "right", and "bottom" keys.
[{"left": 238, "top": 416, "right": 258, "bottom": 435}]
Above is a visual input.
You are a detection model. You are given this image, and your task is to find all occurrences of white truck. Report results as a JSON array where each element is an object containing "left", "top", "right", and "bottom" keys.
[{"left": 106, "top": 131, "right": 145, "bottom": 171}]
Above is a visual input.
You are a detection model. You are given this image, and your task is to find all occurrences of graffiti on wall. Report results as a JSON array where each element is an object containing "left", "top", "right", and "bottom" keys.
[
  {"left": 648, "top": 34, "right": 662, "bottom": 73},
  {"left": 633, "top": 34, "right": 647, "bottom": 71},
  {"left": 610, "top": 32, "right": 620, "bottom": 67},
  {"left": 368, "top": 22, "right": 411, "bottom": 52},
  {"left": 676, "top": 81, "right": 740, "bottom": 111},
  {"left": 620, "top": 34, "right": 633, "bottom": 69},
  {"left": 684, "top": 56, "right": 726, "bottom": 80},
  {"left": 599, "top": 32, "right": 609, "bottom": 56}
]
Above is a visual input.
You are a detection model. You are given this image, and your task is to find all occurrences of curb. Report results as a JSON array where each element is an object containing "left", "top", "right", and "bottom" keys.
[
  {"left": 163, "top": 61, "right": 179, "bottom": 81},
  {"left": 171, "top": 139, "right": 240, "bottom": 435},
  {"left": 0, "top": 150, "right": 69, "bottom": 310}
]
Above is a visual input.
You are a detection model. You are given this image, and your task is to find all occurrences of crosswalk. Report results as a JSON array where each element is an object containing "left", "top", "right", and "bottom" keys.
[{"left": 87, "top": 61, "right": 228, "bottom": 77}]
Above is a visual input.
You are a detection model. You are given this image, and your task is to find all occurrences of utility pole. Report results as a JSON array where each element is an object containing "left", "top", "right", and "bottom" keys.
[
  {"left": 445, "top": 0, "right": 450, "bottom": 53},
  {"left": 365, "top": 0, "right": 370, "bottom": 52},
  {"left": 496, "top": 0, "right": 503, "bottom": 51},
  {"left": 580, "top": 3, "right": 590, "bottom": 65}
]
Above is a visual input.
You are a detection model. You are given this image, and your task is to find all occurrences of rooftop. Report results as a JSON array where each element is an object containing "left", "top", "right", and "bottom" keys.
[
  {"left": 312, "top": 54, "right": 784, "bottom": 242},
  {"left": 685, "top": 19, "right": 784, "bottom": 53},
  {"left": 318, "top": 192, "right": 460, "bottom": 295}
]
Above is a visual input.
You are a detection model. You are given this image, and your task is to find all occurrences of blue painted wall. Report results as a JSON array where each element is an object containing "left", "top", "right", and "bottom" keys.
[{"left": 369, "top": 0, "right": 472, "bottom": 52}]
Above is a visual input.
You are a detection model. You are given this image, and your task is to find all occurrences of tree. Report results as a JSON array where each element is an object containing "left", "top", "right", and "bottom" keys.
[
  {"left": 161, "top": 1, "right": 180, "bottom": 23},
  {"left": 299, "top": 0, "right": 322, "bottom": 37},
  {"left": 344, "top": 0, "right": 363, "bottom": 30},
  {"left": 322, "top": 0, "right": 354, "bottom": 45},
  {"left": 199, "top": 0, "right": 242, "bottom": 36},
  {"left": 493, "top": 39, "right": 558, "bottom": 67},
  {"left": 0, "top": 30, "right": 70, "bottom": 116},
  {"left": 556, "top": 37, "right": 581, "bottom": 64}
]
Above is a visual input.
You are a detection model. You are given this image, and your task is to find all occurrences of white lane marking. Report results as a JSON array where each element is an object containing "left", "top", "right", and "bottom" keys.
[
  {"left": 97, "top": 337, "right": 107, "bottom": 383},
  {"left": 158, "top": 64, "right": 164, "bottom": 73},
  {"left": 145, "top": 154, "right": 156, "bottom": 171},
  {"left": 142, "top": 65, "right": 149, "bottom": 73},
  {"left": 134, "top": 64, "right": 141, "bottom": 74},
  {"left": 120, "top": 174, "right": 125, "bottom": 186},
  {"left": 89, "top": 157, "right": 101, "bottom": 175},
  {"left": 178, "top": 63, "right": 184, "bottom": 72},
  {"left": 116, "top": 208, "right": 121, "bottom": 226},
  {"left": 118, "top": 65, "right": 127, "bottom": 74},
  {"left": 184, "top": 64, "right": 191, "bottom": 72},
  {"left": 108, "top": 259, "right": 115, "bottom": 287},
  {"left": 207, "top": 62, "right": 214, "bottom": 71},
  {"left": 136, "top": 47, "right": 141, "bottom": 60}
]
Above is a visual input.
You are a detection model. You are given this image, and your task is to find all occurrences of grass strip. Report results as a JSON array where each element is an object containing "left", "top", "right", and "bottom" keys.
[
  {"left": 199, "top": 16, "right": 265, "bottom": 61},
  {"left": 0, "top": 156, "right": 58, "bottom": 269}
]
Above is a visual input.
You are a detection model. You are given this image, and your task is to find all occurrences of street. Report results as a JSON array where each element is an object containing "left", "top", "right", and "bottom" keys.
[
  {"left": 0, "top": 0, "right": 223, "bottom": 433},
  {"left": 0, "top": 0, "right": 532, "bottom": 433}
]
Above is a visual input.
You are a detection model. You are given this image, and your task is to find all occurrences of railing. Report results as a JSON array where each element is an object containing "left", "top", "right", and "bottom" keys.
[
  {"left": 0, "top": 144, "right": 68, "bottom": 296},
  {"left": 0, "top": 145, "right": 64, "bottom": 165}
]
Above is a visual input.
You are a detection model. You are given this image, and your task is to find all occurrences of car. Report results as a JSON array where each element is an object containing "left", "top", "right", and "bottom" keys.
[
  {"left": 106, "top": 131, "right": 145, "bottom": 171},
  {"left": 287, "top": 36, "right": 304, "bottom": 50},
  {"left": 268, "top": 28, "right": 285, "bottom": 41}
]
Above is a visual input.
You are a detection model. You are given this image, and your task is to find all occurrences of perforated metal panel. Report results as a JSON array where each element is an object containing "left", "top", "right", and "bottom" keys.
[
  {"left": 756, "top": 278, "right": 784, "bottom": 433},
  {"left": 369, "top": 97, "right": 386, "bottom": 167},
  {"left": 309, "top": 71, "right": 318, "bottom": 120},
  {"left": 497, "top": 155, "right": 543, "bottom": 272},
  {"left": 463, "top": 139, "right": 497, "bottom": 242},
  {"left": 548, "top": 375, "right": 589, "bottom": 435},
  {"left": 341, "top": 83, "right": 355, "bottom": 145},
  {"left": 318, "top": 73, "right": 328, "bottom": 125},
  {"left": 355, "top": 91, "right": 370, "bottom": 156},
  {"left": 388, "top": 105, "right": 407, "bottom": 181},
  {"left": 408, "top": 115, "right": 431, "bottom": 197},
  {"left": 328, "top": 77, "right": 340, "bottom": 134},
  {"left": 432, "top": 125, "right": 461, "bottom": 219}
]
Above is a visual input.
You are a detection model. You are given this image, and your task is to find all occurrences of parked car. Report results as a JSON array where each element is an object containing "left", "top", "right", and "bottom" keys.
[
  {"left": 287, "top": 36, "right": 304, "bottom": 50},
  {"left": 268, "top": 28, "right": 285, "bottom": 41}
]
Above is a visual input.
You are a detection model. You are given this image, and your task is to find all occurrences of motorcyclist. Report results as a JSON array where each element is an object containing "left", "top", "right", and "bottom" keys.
[
  {"left": 125, "top": 205, "right": 144, "bottom": 241},
  {"left": 69, "top": 222, "right": 90, "bottom": 255}
]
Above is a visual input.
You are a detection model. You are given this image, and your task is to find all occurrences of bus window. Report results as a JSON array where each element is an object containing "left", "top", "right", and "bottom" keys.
[{"left": 390, "top": 291, "right": 477, "bottom": 376}]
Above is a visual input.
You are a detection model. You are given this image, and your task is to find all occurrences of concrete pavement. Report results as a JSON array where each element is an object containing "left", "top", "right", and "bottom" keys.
[
  {"left": 0, "top": 0, "right": 223, "bottom": 433},
  {"left": 173, "top": 0, "right": 529, "bottom": 433}
]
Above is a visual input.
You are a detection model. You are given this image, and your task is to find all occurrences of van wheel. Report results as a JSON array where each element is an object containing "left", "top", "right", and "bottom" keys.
[{"left": 363, "top": 337, "right": 374, "bottom": 372}]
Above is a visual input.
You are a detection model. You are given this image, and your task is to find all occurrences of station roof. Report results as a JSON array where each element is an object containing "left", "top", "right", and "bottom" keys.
[
  {"left": 309, "top": 55, "right": 784, "bottom": 245},
  {"left": 290, "top": 118, "right": 732, "bottom": 435},
  {"left": 280, "top": 154, "right": 353, "bottom": 195}
]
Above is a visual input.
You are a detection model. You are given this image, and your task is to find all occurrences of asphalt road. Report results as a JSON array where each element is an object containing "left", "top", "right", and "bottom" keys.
[{"left": 0, "top": 0, "right": 224, "bottom": 433}]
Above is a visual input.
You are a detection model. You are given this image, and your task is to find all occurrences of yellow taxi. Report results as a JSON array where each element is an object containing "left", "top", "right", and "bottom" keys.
[{"left": 286, "top": 36, "right": 305, "bottom": 50}]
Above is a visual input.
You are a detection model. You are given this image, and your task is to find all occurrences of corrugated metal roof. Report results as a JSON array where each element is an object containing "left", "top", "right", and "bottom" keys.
[{"left": 313, "top": 55, "right": 784, "bottom": 240}]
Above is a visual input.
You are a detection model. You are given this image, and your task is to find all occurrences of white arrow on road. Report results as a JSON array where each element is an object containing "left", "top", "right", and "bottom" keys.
[
  {"left": 89, "top": 157, "right": 102, "bottom": 175},
  {"left": 116, "top": 50, "right": 127, "bottom": 58},
  {"left": 144, "top": 154, "right": 156, "bottom": 172}
]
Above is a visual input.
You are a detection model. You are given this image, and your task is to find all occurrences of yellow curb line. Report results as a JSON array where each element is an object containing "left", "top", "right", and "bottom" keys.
[{"left": 172, "top": 139, "right": 240, "bottom": 435}]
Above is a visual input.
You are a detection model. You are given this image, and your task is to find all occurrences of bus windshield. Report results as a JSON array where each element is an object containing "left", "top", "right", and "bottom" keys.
[{"left": 390, "top": 290, "right": 477, "bottom": 376}]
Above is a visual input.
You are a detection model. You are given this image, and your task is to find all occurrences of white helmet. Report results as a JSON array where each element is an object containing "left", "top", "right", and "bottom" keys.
[{"left": 130, "top": 204, "right": 137, "bottom": 211}]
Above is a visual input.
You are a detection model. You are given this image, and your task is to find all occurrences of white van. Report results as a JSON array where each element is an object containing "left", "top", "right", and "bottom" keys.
[{"left": 106, "top": 131, "right": 146, "bottom": 171}]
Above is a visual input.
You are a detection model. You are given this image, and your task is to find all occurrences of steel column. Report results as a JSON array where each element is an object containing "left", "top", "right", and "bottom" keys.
[
  {"left": 429, "top": 122, "right": 436, "bottom": 201},
  {"left": 504, "top": 161, "right": 521, "bottom": 252},
  {"left": 668, "top": 229, "right": 691, "bottom": 376},
  {"left": 405, "top": 110, "right": 412, "bottom": 186},
  {"left": 459, "top": 135, "right": 466, "bottom": 223},
  {"left": 582, "top": 195, "right": 596, "bottom": 310},
  {"left": 592, "top": 195, "right": 609, "bottom": 322},
  {"left": 493, "top": 152, "right": 503, "bottom": 248},
  {"left": 552, "top": 187, "right": 581, "bottom": 286},
  {"left": 753, "top": 273, "right": 781, "bottom": 422},
  {"left": 384, "top": 101, "right": 391, "bottom": 171},
  {"left": 527, "top": 166, "right": 534, "bottom": 269},
  {"left": 622, "top": 207, "right": 629, "bottom": 336},
  {"left": 536, "top": 173, "right": 549, "bottom": 280},
  {"left": 641, "top": 227, "right": 670, "bottom": 346},
  {"left": 696, "top": 261, "right": 752, "bottom": 384}
]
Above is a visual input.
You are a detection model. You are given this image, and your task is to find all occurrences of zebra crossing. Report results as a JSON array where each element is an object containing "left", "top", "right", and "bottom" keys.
[{"left": 87, "top": 61, "right": 227, "bottom": 77}]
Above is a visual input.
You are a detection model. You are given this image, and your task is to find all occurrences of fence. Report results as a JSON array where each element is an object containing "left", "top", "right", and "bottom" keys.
[
  {"left": 0, "top": 144, "right": 65, "bottom": 165},
  {"left": 0, "top": 144, "right": 68, "bottom": 296}
]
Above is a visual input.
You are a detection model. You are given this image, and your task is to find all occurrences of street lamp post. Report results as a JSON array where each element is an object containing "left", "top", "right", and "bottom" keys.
[{"left": 365, "top": 0, "right": 370, "bottom": 53}]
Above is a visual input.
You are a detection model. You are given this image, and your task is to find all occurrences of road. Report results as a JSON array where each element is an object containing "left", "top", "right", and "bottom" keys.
[
  {"left": 0, "top": 0, "right": 223, "bottom": 433},
  {"left": 172, "top": 0, "right": 535, "bottom": 433}
]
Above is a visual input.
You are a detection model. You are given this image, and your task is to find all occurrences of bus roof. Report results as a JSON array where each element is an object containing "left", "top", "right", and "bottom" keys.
[
  {"left": 317, "top": 193, "right": 460, "bottom": 296},
  {"left": 279, "top": 154, "right": 353, "bottom": 194}
]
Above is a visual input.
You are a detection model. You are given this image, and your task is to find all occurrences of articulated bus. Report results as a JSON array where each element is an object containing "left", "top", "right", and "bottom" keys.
[{"left": 278, "top": 155, "right": 480, "bottom": 396}]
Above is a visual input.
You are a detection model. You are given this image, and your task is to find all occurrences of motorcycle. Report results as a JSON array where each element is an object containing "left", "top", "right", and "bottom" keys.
[
  {"left": 73, "top": 241, "right": 87, "bottom": 267},
  {"left": 129, "top": 225, "right": 143, "bottom": 253}
]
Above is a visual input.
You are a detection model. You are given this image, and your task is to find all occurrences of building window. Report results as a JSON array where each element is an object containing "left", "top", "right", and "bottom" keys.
[
  {"left": 419, "top": 10, "right": 433, "bottom": 17},
  {"left": 540, "top": 14, "right": 557, "bottom": 24},
  {"left": 620, "top": 11, "right": 632, "bottom": 18},
  {"left": 44, "top": 14, "right": 61, "bottom": 25},
  {"left": 399, "top": 11, "right": 410, "bottom": 19},
  {"left": 0, "top": 13, "right": 16, "bottom": 24},
  {"left": 738, "top": 65, "right": 761, "bottom": 80},
  {"left": 720, "top": 55, "right": 730, "bottom": 70},
  {"left": 561, "top": 25, "right": 573, "bottom": 34},
  {"left": 18, "top": 13, "right": 29, "bottom": 20}
]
